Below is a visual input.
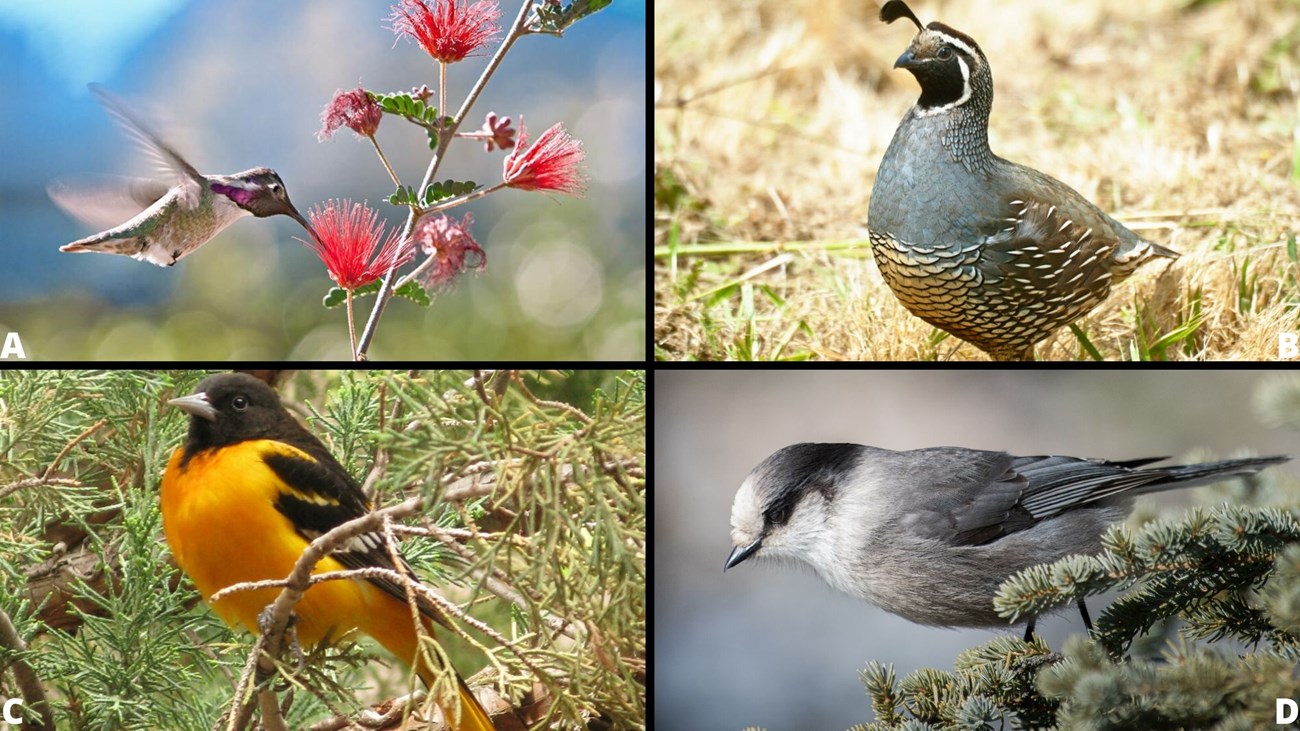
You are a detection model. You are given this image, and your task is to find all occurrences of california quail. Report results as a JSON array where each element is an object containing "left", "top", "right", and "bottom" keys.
[{"left": 867, "top": 1, "right": 1179, "bottom": 361}]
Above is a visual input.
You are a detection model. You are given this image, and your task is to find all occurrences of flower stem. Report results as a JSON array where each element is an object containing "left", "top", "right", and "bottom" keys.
[
  {"left": 369, "top": 135, "right": 401, "bottom": 189},
  {"left": 346, "top": 288, "right": 358, "bottom": 360},
  {"left": 439, "top": 62, "right": 447, "bottom": 133},
  {"left": 396, "top": 257, "right": 436, "bottom": 290},
  {"left": 424, "top": 183, "right": 504, "bottom": 214}
]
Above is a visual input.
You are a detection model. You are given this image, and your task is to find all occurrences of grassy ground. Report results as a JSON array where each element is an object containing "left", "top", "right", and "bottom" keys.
[{"left": 654, "top": 0, "right": 1300, "bottom": 360}]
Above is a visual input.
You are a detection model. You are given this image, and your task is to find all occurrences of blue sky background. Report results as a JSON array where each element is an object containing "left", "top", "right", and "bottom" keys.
[{"left": 0, "top": 0, "right": 645, "bottom": 359}]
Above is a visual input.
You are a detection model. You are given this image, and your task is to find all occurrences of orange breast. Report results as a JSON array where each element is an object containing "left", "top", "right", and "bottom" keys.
[{"left": 160, "top": 440, "right": 378, "bottom": 648}]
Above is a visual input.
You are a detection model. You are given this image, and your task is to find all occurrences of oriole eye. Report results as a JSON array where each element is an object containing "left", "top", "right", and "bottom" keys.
[{"left": 231, "top": 395, "right": 249, "bottom": 411}]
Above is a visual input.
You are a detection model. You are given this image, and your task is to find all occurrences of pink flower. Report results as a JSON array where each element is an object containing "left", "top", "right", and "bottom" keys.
[
  {"left": 302, "top": 200, "right": 413, "bottom": 290},
  {"left": 414, "top": 212, "right": 485, "bottom": 290},
  {"left": 388, "top": 0, "right": 501, "bottom": 64},
  {"left": 502, "top": 118, "right": 586, "bottom": 196},
  {"left": 318, "top": 87, "right": 383, "bottom": 141},
  {"left": 476, "top": 111, "right": 515, "bottom": 152}
]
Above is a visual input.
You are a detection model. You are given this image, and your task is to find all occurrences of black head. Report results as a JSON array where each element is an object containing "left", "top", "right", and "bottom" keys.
[
  {"left": 169, "top": 373, "right": 303, "bottom": 454},
  {"left": 881, "top": 4, "right": 992, "bottom": 115},
  {"left": 211, "top": 167, "right": 317, "bottom": 241},
  {"left": 725, "top": 443, "right": 863, "bottom": 571}
]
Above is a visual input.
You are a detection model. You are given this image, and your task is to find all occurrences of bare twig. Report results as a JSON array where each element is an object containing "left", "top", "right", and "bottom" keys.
[
  {"left": 0, "top": 477, "right": 83, "bottom": 502},
  {"left": 42, "top": 418, "right": 108, "bottom": 480},
  {"left": 0, "top": 606, "right": 54, "bottom": 731}
]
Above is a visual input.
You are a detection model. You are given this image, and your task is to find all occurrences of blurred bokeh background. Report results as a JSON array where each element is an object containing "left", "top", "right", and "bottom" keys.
[
  {"left": 0, "top": 0, "right": 645, "bottom": 359},
  {"left": 657, "top": 370, "right": 1300, "bottom": 729}
]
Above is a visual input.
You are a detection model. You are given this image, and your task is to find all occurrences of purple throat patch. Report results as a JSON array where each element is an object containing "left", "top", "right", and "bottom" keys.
[{"left": 212, "top": 182, "right": 256, "bottom": 206}]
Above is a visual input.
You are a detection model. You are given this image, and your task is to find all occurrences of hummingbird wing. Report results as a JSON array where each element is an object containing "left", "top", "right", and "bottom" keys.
[
  {"left": 88, "top": 84, "right": 205, "bottom": 210},
  {"left": 47, "top": 174, "right": 171, "bottom": 231}
]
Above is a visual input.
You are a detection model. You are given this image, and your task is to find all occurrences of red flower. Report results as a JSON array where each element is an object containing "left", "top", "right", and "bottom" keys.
[
  {"left": 414, "top": 212, "right": 485, "bottom": 290},
  {"left": 318, "top": 87, "right": 383, "bottom": 141},
  {"left": 502, "top": 118, "right": 586, "bottom": 196},
  {"left": 388, "top": 0, "right": 501, "bottom": 64},
  {"left": 302, "top": 200, "right": 413, "bottom": 290}
]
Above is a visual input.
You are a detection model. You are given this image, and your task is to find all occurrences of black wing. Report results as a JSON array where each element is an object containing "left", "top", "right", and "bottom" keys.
[{"left": 263, "top": 445, "right": 454, "bottom": 629}]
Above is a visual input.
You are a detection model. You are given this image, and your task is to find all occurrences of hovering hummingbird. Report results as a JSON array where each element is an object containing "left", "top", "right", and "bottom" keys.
[{"left": 50, "top": 84, "right": 316, "bottom": 267}]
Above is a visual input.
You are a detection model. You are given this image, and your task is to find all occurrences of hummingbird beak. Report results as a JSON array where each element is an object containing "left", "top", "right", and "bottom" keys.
[{"left": 284, "top": 202, "right": 318, "bottom": 244}]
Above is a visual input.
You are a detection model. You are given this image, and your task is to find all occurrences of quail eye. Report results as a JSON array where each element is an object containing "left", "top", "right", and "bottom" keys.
[
  {"left": 231, "top": 395, "right": 249, "bottom": 411},
  {"left": 937, "top": 45, "right": 953, "bottom": 60}
]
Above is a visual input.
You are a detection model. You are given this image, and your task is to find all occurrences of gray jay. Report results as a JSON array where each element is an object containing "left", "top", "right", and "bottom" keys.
[{"left": 726, "top": 444, "right": 1289, "bottom": 636}]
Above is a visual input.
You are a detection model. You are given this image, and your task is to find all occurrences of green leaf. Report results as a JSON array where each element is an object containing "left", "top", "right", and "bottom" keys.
[
  {"left": 569, "top": 0, "right": 612, "bottom": 23},
  {"left": 388, "top": 185, "right": 419, "bottom": 207},
  {"left": 325, "top": 280, "right": 386, "bottom": 307},
  {"left": 426, "top": 128, "right": 439, "bottom": 149},
  {"left": 352, "top": 280, "right": 385, "bottom": 298},
  {"left": 315, "top": 279, "right": 431, "bottom": 315},
  {"left": 413, "top": 99, "right": 427, "bottom": 120},
  {"left": 417, "top": 179, "right": 479, "bottom": 205},
  {"left": 322, "top": 287, "right": 348, "bottom": 308},
  {"left": 394, "top": 280, "right": 432, "bottom": 307},
  {"left": 379, "top": 96, "right": 400, "bottom": 113},
  {"left": 536, "top": 0, "right": 612, "bottom": 33}
]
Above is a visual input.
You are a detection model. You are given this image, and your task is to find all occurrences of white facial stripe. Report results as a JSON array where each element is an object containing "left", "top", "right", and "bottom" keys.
[
  {"left": 954, "top": 56, "right": 972, "bottom": 106},
  {"left": 930, "top": 30, "right": 979, "bottom": 60},
  {"left": 913, "top": 56, "right": 972, "bottom": 117}
]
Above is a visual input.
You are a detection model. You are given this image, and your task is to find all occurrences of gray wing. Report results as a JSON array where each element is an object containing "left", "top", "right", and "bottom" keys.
[
  {"left": 893, "top": 447, "right": 1028, "bottom": 546},
  {"left": 905, "top": 450, "right": 1288, "bottom": 547},
  {"left": 1014, "top": 454, "right": 1289, "bottom": 519},
  {"left": 1011, "top": 455, "right": 1170, "bottom": 522},
  {"left": 88, "top": 84, "right": 204, "bottom": 209},
  {"left": 899, "top": 450, "right": 1160, "bottom": 546},
  {"left": 47, "top": 174, "right": 170, "bottom": 231}
]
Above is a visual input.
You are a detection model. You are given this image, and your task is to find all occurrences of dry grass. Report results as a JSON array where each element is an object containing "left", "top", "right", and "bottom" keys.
[{"left": 654, "top": 0, "right": 1300, "bottom": 360}]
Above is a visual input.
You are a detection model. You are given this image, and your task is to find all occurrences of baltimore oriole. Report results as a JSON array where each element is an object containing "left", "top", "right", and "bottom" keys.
[{"left": 161, "top": 373, "right": 494, "bottom": 730}]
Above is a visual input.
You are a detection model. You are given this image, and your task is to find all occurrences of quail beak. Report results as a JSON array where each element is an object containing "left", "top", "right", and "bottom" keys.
[
  {"left": 724, "top": 537, "right": 763, "bottom": 571},
  {"left": 894, "top": 49, "right": 918, "bottom": 69},
  {"left": 168, "top": 392, "right": 217, "bottom": 422}
]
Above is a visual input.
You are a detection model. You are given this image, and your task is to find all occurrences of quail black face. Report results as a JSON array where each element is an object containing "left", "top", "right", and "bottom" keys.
[
  {"left": 879, "top": 1, "right": 991, "bottom": 115},
  {"left": 895, "top": 24, "right": 987, "bottom": 112}
]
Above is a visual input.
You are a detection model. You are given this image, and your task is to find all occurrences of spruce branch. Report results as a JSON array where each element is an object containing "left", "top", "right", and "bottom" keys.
[
  {"left": 995, "top": 505, "right": 1300, "bottom": 657},
  {"left": 1039, "top": 636, "right": 1300, "bottom": 730}
]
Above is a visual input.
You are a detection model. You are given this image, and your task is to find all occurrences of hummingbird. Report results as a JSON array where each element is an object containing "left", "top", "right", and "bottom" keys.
[{"left": 50, "top": 84, "right": 316, "bottom": 267}]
